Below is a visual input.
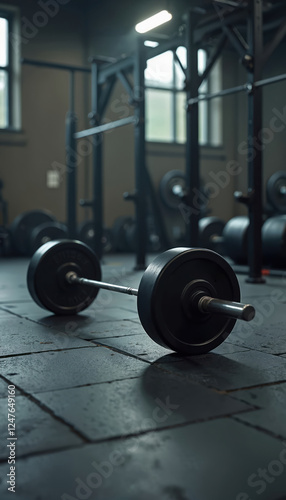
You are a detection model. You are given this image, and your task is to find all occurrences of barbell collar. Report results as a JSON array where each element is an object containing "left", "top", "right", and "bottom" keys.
[{"left": 198, "top": 296, "right": 255, "bottom": 322}]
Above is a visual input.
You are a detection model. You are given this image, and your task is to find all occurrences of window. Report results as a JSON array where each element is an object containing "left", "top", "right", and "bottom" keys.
[
  {"left": 0, "top": 15, "right": 9, "bottom": 127},
  {"left": 145, "top": 46, "right": 222, "bottom": 146},
  {"left": 0, "top": 5, "right": 21, "bottom": 130}
]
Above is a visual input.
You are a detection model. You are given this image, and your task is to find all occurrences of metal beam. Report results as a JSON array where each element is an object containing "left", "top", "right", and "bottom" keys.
[
  {"left": 66, "top": 112, "right": 77, "bottom": 239},
  {"left": 246, "top": 0, "right": 264, "bottom": 283},
  {"left": 212, "top": 4, "right": 247, "bottom": 59},
  {"left": 198, "top": 34, "right": 227, "bottom": 86},
  {"left": 22, "top": 58, "right": 91, "bottom": 73},
  {"left": 98, "top": 76, "right": 116, "bottom": 119},
  {"left": 185, "top": 10, "right": 200, "bottom": 248},
  {"left": 98, "top": 56, "right": 135, "bottom": 84},
  {"left": 134, "top": 38, "right": 147, "bottom": 270},
  {"left": 145, "top": 34, "right": 184, "bottom": 60},
  {"left": 174, "top": 51, "right": 186, "bottom": 77},
  {"left": 90, "top": 63, "right": 103, "bottom": 259},
  {"left": 194, "top": 9, "right": 247, "bottom": 43},
  {"left": 116, "top": 71, "right": 134, "bottom": 99}
]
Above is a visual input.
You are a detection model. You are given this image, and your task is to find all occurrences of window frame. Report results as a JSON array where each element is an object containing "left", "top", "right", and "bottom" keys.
[
  {"left": 144, "top": 47, "right": 222, "bottom": 146},
  {"left": 0, "top": 3, "right": 21, "bottom": 133},
  {"left": 0, "top": 10, "right": 12, "bottom": 128}
]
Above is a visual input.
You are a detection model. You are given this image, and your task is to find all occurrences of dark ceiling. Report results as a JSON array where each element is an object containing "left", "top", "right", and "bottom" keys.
[{"left": 68, "top": 0, "right": 286, "bottom": 36}]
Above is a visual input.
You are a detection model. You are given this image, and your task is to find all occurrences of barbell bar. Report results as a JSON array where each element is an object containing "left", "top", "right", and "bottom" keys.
[
  {"left": 27, "top": 240, "right": 255, "bottom": 355},
  {"left": 74, "top": 115, "right": 137, "bottom": 140},
  {"left": 66, "top": 271, "right": 254, "bottom": 322},
  {"left": 187, "top": 72, "right": 286, "bottom": 107}
]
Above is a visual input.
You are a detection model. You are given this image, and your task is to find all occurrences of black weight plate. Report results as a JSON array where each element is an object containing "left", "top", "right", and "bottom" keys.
[
  {"left": 267, "top": 171, "right": 286, "bottom": 213},
  {"left": 114, "top": 216, "right": 162, "bottom": 253},
  {"left": 146, "top": 215, "right": 162, "bottom": 253},
  {"left": 125, "top": 220, "right": 136, "bottom": 252},
  {"left": 199, "top": 216, "right": 225, "bottom": 252},
  {"left": 262, "top": 216, "right": 286, "bottom": 267},
  {"left": 137, "top": 247, "right": 240, "bottom": 355},
  {"left": 101, "top": 228, "right": 113, "bottom": 254},
  {"left": 124, "top": 216, "right": 162, "bottom": 253},
  {"left": 10, "top": 210, "right": 56, "bottom": 256},
  {"left": 159, "top": 170, "right": 186, "bottom": 210},
  {"left": 27, "top": 240, "right": 101, "bottom": 315},
  {"left": 223, "top": 216, "right": 249, "bottom": 264},
  {"left": 112, "top": 216, "right": 135, "bottom": 252},
  {"left": 0, "top": 226, "right": 12, "bottom": 256},
  {"left": 29, "top": 222, "right": 68, "bottom": 256},
  {"left": 77, "top": 221, "right": 113, "bottom": 254}
]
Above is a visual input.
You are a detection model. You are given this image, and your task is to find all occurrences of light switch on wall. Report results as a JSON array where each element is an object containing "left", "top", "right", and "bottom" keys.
[{"left": 46, "top": 170, "right": 60, "bottom": 188}]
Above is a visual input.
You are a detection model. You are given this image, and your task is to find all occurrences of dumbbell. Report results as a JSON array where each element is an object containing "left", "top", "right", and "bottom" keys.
[{"left": 27, "top": 240, "right": 255, "bottom": 355}]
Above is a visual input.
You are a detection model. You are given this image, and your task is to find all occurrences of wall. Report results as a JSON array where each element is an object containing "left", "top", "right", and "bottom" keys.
[{"left": 0, "top": 0, "right": 89, "bottom": 225}]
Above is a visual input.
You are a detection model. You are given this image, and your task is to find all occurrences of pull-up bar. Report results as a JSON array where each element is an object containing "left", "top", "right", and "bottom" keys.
[{"left": 188, "top": 72, "right": 286, "bottom": 106}]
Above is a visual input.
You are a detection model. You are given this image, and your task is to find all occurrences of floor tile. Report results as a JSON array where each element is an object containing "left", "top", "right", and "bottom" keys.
[
  {"left": 0, "top": 316, "right": 91, "bottom": 356},
  {"left": 230, "top": 382, "right": 286, "bottom": 439},
  {"left": 0, "top": 305, "right": 143, "bottom": 340},
  {"left": 155, "top": 350, "right": 286, "bottom": 391},
  {"left": 0, "top": 346, "right": 147, "bottom": 393},
  {"left": 35, "top": 365, "right": 252, "bottom": 441},
  {"left": 0, "top": 419, "right": 285, "bottom": 500},
  {"left": 230, "top": 301, "right": 286, "bottom": 355},
  {"left": 0, "top": 395, "right": 82, "bottom": 460},
  {"left": 0, "top": 378, "right": 16, "bottom": 399},
  {"left": 96, "top": 332, "right": 250, "bottom": 363}
]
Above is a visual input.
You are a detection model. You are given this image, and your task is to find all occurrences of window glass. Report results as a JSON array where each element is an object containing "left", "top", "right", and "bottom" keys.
[
  {"left": 145, "top": 50, "right": 174, "bottom": 88},
  {"left": 0, "top": 17, "right": 8, "bottom": 67},
  {"left": 176, "top": 92, "right": 186, "bottom": 144},
  {"left": 0, "top": 69, "right": 8, "bottom": 127},
  {"left": 145, "top": 89, "right": 173, "bottom": 142},
  {"left": 145, "top": 46, "right": 221, "bottom": 145}
]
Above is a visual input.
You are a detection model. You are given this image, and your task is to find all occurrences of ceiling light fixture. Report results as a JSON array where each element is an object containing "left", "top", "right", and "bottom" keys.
[
  {"left": 135, "top": 10, "right": 172, "bottom": 34},
  {"left": 144, "top": 40, "right": 159, "bottom": 48}
]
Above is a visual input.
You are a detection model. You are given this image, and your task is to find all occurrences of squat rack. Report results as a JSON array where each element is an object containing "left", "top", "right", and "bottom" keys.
[
  {"left": 23, "top": 0, "right": 286, "bottom": 280},
  {"left": 74, "top": 0, "right": 286, "bottom": 280},
  {"left": 185, "top": 0, "right": 286, "bottom": 283}
]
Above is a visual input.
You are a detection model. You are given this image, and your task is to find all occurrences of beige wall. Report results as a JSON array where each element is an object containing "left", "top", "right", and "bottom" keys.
[{"left": 0, "top": 0, "right": 89, "bottom": 225}]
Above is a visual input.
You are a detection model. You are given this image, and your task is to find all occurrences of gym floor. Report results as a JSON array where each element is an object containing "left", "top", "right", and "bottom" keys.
[{"left": 0, "top": 254, "right": 286, "bottom": 500}]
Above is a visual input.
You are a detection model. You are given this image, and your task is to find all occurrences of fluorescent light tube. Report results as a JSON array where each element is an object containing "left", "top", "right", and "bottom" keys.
[
  {"left": 135, "top": 10, "right": 172, "bottom": 34},
  {"left": 144, "top": 40, "right": 159, "bottom": 47}
]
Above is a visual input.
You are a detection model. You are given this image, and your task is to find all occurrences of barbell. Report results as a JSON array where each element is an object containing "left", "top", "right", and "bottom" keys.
[{"left": 27, "top": 240, "right": 255, "bottom": 355}]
